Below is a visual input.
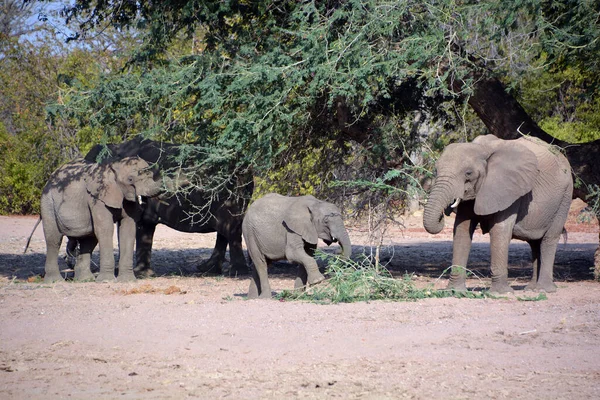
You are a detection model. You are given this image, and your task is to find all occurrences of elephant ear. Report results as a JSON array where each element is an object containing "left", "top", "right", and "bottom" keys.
[
  {"left": 474, "top": 141, "right": 539, "bottom": 215},
  {"left": 85, "top": 164, "right": 124, "bottom": 209},
  {"left": 282, "top": 196, "right": 319, "bottom": 245}
]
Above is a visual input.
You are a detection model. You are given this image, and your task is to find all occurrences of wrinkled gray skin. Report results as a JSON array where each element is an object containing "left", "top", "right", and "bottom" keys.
[
  {"left": 423, "top": 135, "right": 573, "bottom": 294},
  {"left": 40, "top": 157, "right": 162, "bottom": 283},
  {"left": 84, "top": 137, "right": 252, "bottom": 277},
  {"left": 243, "top": 194, "right": 352, "bottom": 299}
]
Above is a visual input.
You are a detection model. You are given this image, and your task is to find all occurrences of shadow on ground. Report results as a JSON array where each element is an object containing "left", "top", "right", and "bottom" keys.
[{"left": 2, "top": 240, "right": 596, "bottom": 283}]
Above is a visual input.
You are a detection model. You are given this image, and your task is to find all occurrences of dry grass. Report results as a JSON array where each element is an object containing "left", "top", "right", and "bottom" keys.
[{"left": 119, "top": 283, "right": 186, "bottom": 295}]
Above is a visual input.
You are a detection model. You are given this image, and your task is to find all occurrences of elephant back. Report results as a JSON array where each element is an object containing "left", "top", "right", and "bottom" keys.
[{"left": 516, "top": 137, "right": 572, "bottom": 179}]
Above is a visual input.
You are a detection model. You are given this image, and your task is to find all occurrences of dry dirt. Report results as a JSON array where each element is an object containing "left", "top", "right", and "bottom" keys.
[{"left": 1, "top": 200, "right": 599, "bottom": 399}]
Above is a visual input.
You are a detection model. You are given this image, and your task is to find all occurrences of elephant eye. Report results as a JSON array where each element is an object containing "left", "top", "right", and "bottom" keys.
[{"left": 465, "top": 170, "right": 473, "bottom": 179}]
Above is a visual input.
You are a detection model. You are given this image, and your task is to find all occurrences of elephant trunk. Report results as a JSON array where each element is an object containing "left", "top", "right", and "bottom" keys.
[
  {"left": 140, "top": 177, "right": 163, "bottom": 198},
  {"left": 423, "top": 177, "right": 458, "bottom": 235},
  {"left": 334, "top": 227, "right": 352, "bottom": 259}
]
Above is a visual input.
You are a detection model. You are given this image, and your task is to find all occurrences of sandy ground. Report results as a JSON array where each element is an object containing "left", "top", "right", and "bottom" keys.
[{"left": 1, "top": 200, "right": 599, "bottom": 399}]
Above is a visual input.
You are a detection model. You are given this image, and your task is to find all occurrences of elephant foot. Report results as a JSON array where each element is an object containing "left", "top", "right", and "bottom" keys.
[
  {"left": 535, "top": 280, "right": 557, "bottom": 293},
  {"left": 95, "top": 272, "right": 116, "bottom": 282},
  {"left": 247, "top": 290, "right": 272, "bottom": 299},
  {"left": 197, "top": 260, "right": 222, "bottom": 275},
  {"left": 489, "top": 282, "right": 514, "bottom": 295},
  {"left": 446, "top": 281, "right": 467, "bottom": 292},
  {"left": 248, "top": 280, "right": 259, "bottom": 299},
  {"left": 524, "top": 282, "right": 538, "bottom": 292},
  {"left": 228, "top": 263, "right": 250, "bottom": 277},
  {"left": 307, "top": 272, "right": 325, "bottom": 286},
  {"left": 74, "top": 271, "right": 95, "bottom": 282},
  {"left": 116, "top": 272, "right": 137, "bottom": 282},
  {"left": 44, "top": 272, "right": 65, "bottom": 283},
  {"left": 294, "top": 276, "right": 308, "bottom": 291},
  {"left": 134, "top": 267, "right": 155, "bottom": 279}
]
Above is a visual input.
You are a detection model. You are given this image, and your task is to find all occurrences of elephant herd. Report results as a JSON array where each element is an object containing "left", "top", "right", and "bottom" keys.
[{"left": 26, "top": 135, "right": 574, "bottom": 297}]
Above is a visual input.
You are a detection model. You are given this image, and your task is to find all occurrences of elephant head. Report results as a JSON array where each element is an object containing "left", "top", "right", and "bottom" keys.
[
  {"left": 423, "top": 135, "right": 540, "bottom": 234},
  {"left": 85, "top": 156, "right": 162, "bottom": 209},
  {"left": 283, "top": 196, "right": 352, "bottom": 258}
]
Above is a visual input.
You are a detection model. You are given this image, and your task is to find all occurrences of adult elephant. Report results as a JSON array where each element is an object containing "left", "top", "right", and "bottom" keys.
[
  {"left": 423, "top": 135, "right": 573, "bottom": 294},
  {"left": 37, "top": 157, "right": 162, "bottom": 283},
  {"left": 242, "top": 193, "right": 352, "bottom": 299},
  {"left": 85, "top": 137, "right": 252, "bottom": 277}
]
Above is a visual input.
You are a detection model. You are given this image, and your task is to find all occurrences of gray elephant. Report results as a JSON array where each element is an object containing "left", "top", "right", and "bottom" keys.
[
  {"left": 39, "top": 157, "right": 162, "bottom": 283},
  {"left": 85, "top": 137, "right": 252, "bottom": 277},
  {"left": 242, "top": 194, "right": 352, "bottom": 299},
  {"left": 423, "top": 135, "right": 573, "bottom": 294}
]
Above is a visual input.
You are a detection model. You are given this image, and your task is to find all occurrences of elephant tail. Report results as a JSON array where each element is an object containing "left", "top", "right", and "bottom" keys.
[
  {"left": 23, "top": 217, "right": 42, "bottom": 254},
  {"left": 561, "top": 227, "right": 568, "bottom": 245}
]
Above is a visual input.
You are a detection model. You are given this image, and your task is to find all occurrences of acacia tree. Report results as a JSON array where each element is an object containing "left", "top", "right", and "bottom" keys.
[{"left": 53, "top": 0, "right": 600, "bottom": 272}]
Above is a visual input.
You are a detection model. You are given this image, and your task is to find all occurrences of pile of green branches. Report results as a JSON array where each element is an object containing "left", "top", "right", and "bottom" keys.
[{"left": 276, "top": 252, "right": 497, "bottom": 304}]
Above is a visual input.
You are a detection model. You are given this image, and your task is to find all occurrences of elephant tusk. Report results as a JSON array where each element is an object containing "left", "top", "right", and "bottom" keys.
[
  {"left": 137, "top": 195, "right": 143, "bottom": 205},
  {"left": 450, "top": 198, "right": 461, "bottom": 209}
]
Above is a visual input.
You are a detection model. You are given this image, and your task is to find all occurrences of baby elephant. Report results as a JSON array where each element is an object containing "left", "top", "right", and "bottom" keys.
[
  {"left": 242, "top": 194, "right": 352, "bottom": 299},
  {"left": 40, "top": 157, "right": 162, "bottom": 283}
]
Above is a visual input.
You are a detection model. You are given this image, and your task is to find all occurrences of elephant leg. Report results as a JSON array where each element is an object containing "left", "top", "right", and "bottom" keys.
[
  {"left": 94, "top": 214, "right": 116, "bottom": 282},
  {"left": 488, "top": 215, "right": 516, "bottom": 294},
  {"left": 287, "top": 244, "right": 324, "bottom": 287},
  {"left": 227, "top": 229, "right": 249, "bottom": 276},
  {"left": 294, "top": 265, "right": 308, "bottom": 291},
  {"left": 65, "top": 238, "right": 78, "bottom": 268},
  {"left": 535, "top": 236, "right": 559, "bottom": 293},
  {"left": 248, "top": 265, "right": 260, "bottom": 299},
  {"left": 294, "top": 243, "right": 315, "bottom": 290},
  {"left": 533, "top": 191, "right": 570, "bottom": 292},
  {"left": 525, "top": 240, "right": 541, "bottom": 291},
  {"left": 42, "top": 217, "right": 64, "bottom": 283},
  {"left": 73, "top": 236, "right": 97, "bottom": 281},
  {"left": 449, "top": 206, "right": 477, "bottom": 291},
  {"left": 245, "top": 238, "right": 272, "bottom": 299},
  {"left": 134, "top": 221, "right": 156, "bottom": 278},
  {"left": 198, "top": 233, "right": 226, "bottom": 274},
  {"left": 248, "top": 260, "right": 272, "bottom": 299},
  {"left": 117, "top": 217, "right": 137, "bottom": 282}
]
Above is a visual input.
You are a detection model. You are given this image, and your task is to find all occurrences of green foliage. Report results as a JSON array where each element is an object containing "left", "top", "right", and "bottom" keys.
[
  {"left": 277, "top": 252, "right": 492, "bottom": 304},
  {"left": 56, "top": 0, "right": 600, "bottom": 211},
  {"left": 539, "top": 117, "right": 600, "bottom": 143},
  {"left": 516, "top": 293, "right": 547, "bottom": 301},
  {"left": 0, "top": 11, "right": 143, "bottom": 214},
  {"left": 3, "top": 0, "right": 600, "bottom": 216},
  {"left": 518, "top": 64, "right": 600, "bottom": 143},
  {"left": 0, "top": 125, "right": 43, "bottom": 213},
  {"left": 55, "top": 0, "right": 478, "bottom": 204},
  {"left": 0, "top": 39, "right": 72, "bottom": 214},
  {"left": 254, "top": 140, "right": 347, "bottom": 197}
]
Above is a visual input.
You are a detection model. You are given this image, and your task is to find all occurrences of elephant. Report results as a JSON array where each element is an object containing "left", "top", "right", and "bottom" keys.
[
  {"left": 84, "top": 136, "right": 252, "bottom": 277},
  {"left": 39, "top": 156, "right": 162, "bottom": 283},
  {"left": 242, "top": 193, "right": 352, "bottom": 299},
  {"left": 423, "top": 135, "right": 573, "bottom": 294}
]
